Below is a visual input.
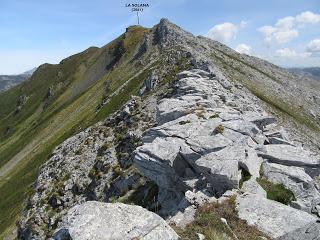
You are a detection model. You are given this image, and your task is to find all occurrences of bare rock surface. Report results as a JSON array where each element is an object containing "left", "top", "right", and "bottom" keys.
[
  {"left": 241, "top": 178, "right": 267, "bottom": 197},
  {"left": 236, "top": 193, "right": 320, "bottom": 239},
  {"left": 54, "top": 201, "right": 179, "bottom": 240},
  {"left": 258, "top": 144, "right": 320, "bottom": 167}
]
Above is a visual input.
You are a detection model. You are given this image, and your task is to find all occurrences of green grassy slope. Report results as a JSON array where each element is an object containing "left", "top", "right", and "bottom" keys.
[{"left": 0, "top": 26, "right": 152, "bottom": 238}]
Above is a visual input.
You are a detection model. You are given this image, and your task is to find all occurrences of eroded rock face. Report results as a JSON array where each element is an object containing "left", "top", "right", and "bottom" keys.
[{"left": 54, "top": 201, "right": 179, "bottom": 240}]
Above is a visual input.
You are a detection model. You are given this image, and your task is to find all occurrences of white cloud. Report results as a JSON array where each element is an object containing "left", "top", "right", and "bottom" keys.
[
  {"left": 258, "top": 26, "right": 298, "bottom": 44},
  {"left": 306, "top": 39, "right": 320, "bottom": 54},
  {"left": 275, "top": 48, "right": 311, "bottom": 58},
  {"left": 207, "top": 21, "right": 246, "bottom": 43},
  {"left": 235, "top": 43, "right": 252, "bottom": 54},
  {"left": 273, "top": 29, "right": 299, "bottom": 44},
  {"left": 257, "top": 11, "right": 320, "bottom": 44},
  {"left": 276, "top": 48, "right": 297, "bottom": 57},
  {"left": 296, "top": 11, "right": 320, "bottom": 24},
  {"left": 276, "top": 16, "right": 295, "bottom": 29}
]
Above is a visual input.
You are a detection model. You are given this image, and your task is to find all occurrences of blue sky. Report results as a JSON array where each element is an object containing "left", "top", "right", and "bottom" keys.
[{"left": 0, "top": 0, "right": 319, "bottom": 74}]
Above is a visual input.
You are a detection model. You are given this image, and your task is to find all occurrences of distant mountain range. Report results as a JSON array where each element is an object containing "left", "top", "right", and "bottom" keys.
[
  {"left": 288, "top": 67, "right": 320, "bottom": 81},
  {"left": 0, "top": 68, "right": 36, "bottom": 92}
]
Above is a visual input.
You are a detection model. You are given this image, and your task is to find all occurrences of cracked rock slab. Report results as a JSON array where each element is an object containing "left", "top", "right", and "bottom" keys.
[{"left": 258, "top": 145, "right": 320, "bottom": 167}]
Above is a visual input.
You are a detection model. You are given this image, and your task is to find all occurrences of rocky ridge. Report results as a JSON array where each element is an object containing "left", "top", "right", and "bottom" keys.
[
  {"left": 17, "top": 19, "right": 320, "bottom": 239},
  {"left": 133, "top": 69, "right": 320, "bottom": 238}
]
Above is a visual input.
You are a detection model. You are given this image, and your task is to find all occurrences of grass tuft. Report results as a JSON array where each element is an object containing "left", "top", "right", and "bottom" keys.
[
  {"left": 257, "top": 178, "right": 296, "bottom": 205},
  {"left": 214, "top": 125, "right": 225, "bottom": 134},
  {"left": 173, "top": 197, "right": 270, "bottom": 240}
]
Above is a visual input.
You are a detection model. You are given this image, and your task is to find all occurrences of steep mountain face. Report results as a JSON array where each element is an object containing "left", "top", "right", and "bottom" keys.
[
  {"left": 1, "top": 19, "right": 320, "bottom": 239},
  {"left": 0, "top": 69, "right": 35, "bottom": 93},
  {"left": 289, "top": 67, "right": 320, "bottom": 81}
]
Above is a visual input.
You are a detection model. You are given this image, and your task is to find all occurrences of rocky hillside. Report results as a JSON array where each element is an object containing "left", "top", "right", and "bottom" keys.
[
  {"left": 1, "top": 19, "right": 320, "bottom": 239},
  {"left": 0, "top": 69, "right": 34, "bottom": 93}
]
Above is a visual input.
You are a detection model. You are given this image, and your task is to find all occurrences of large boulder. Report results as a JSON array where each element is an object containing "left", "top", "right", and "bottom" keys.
[
  {"left": 54, "top": 201, "right": 179, "bottom": 240},
  {"left": 194, "top": 148, "right": 241, "bottom": 195},
  {"left": 134, "top": 136, "right": 193, "bottom": 190},
  {"left": 236, "top": 193, "right": 320, "bottom": 239}
]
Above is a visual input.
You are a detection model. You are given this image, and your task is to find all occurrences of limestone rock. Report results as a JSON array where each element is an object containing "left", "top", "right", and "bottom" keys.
[
  {"left": 55, "top": 201, "right": 179, "bottom": 240},
  {"left": 241, "top": 178, "right": 267, "bottom": 197},
  {"left": 167, "top": 205, "right": 197, "bottom": 229},
  {"left": 262, "top": 162, "right": 320, "bottom": 214},
  {"left": 140, "top": 71, "right": 159, "bottom": 95},
  {"left": 239, "top": 148, "right": 263, "bottom": 178},
  {"left": 268, "top": 137, "right": 294, "bottom": 145},
  {"left": 185, "top": 190, "right": 216, "bottom": 206},
  {"left": 194, "top": 151, "right": 240, "bottom": 195},
  {"left": 236, "top": 193, "right": 320, "bottom": 239},
  {"left": 258, "top": 144, "right": 320, "bottom": 167}
]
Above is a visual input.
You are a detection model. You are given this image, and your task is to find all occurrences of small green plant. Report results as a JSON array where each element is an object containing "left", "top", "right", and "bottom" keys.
[
  {"left": 97, "top": 142, "right": 111, "bottom": 156},
  {"left": 88, "top": 168, "right": 98, "bottom": 178},
  {"left": 110, "top": 196, "right": 119, "bottom": 203},
  {"left": 115, "top": 133, "right": 126, "bottom": 143},
  {"left": 100, "top": 142, "right": 111, "bottom": 152},
  {"left": 74, "top": 148, "right": 82, "bottom": 155},
  {"left": 61, "top": 172, "right": 71, "bottom": 182},
  {"left": 209, "top": 113, "right": 219, "bottom": 119},
  {"left": 257, "top": 178, "right": 296, "bottom": 205},
  {"left": 239, "top": 168, "right": 251, "bottom": 188},
  {"left": 117, "top": 152, "right": 129, "bottom": 159},
  {"left": 214, "top": 125, "right": 225, "bottom": 134},
  {"left": 112, "top": 165, "right": 123, "bottom": 179}
]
